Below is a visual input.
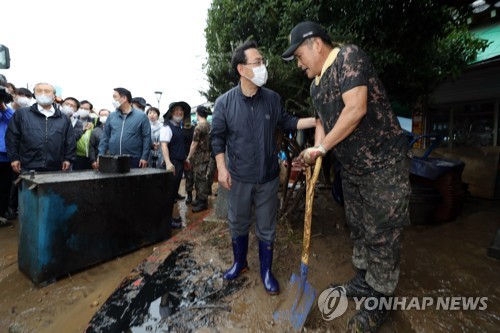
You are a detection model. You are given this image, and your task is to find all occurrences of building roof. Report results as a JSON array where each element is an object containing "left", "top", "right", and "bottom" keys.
[{"left": 471, "top": 23, "right": 500, "bottom": 63}]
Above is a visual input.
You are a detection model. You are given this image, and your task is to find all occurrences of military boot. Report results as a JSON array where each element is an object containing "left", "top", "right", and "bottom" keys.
[
  {"left": 330, "top": 269, "right": 371, "bottom": 298},
  {"left": 347, "top": 289, "right": 391, "bottom": 333},
  {"left": 192, "top": 199, "right": 208, "bottom": 213}
]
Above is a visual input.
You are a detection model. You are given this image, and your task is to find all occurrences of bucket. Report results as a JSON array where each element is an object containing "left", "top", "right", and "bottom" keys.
[{"left": 409, "top": 185, "right": 442, "bottom": 225}]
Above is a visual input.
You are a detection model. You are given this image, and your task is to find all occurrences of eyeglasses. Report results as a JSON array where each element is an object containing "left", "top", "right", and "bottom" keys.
[
  {"left": 34, "top": 88, "right": 54, "bottom": 94},
  {"left": 245, "top": 58, "right": 267, "bottom": 67}
]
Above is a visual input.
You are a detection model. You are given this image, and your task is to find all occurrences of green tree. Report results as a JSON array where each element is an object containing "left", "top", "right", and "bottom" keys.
[{"left": 203, "top": 0, "right": 488, "bottom": 117}]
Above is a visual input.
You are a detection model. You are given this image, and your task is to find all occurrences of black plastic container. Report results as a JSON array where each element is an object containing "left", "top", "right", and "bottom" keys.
[
  {"left": 409, "top": 184, "right": 442, "bottom": 225},
  {"left": 99, "top": 155, "right": 130, "bottom": 173}
]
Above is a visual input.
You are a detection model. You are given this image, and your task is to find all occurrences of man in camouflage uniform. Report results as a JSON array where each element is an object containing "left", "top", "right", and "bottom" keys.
[
  {"left": 282, "top": 21, "right": 411, "bottom": 332},
  {"left": 186, "top": 105, "right": 212, "bottom": 213}
]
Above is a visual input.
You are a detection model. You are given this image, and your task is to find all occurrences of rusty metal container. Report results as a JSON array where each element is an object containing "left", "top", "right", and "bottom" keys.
[{"left": 18, "top": 169, "right": 174, "bottom": 285}]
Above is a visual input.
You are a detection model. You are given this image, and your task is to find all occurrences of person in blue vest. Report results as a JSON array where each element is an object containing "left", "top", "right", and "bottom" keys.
[{"left": 160, "top": 101, "right": 190, "bottom": 228}]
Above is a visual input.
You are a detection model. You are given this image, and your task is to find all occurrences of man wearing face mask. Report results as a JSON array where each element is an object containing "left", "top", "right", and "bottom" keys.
[
  {"left": 61, "top": 97, "right": 84, "bottom": 141},
  {"left": 3, "top": 87, "right": 34, "bottom": 222},
  {"left": 5, "top": 82, "right": 76, "bottom": 173},
  {"left": 89, "top": 109, "right": 110, "bottom": 170},
  {"left": 97, "top": 87, "right": 151, "bottom": 169},
  {"left": 210, "top": 40, "right": 316, "bottom": 295},
  {"left": 10, "top": 88, "right": 33, "bottom": 111},
  {"left": 160, "top": 101, "right": 190, "bottom": 199},
  {"left": 160, "top": 101, "right": 190, "bottom": 229}
]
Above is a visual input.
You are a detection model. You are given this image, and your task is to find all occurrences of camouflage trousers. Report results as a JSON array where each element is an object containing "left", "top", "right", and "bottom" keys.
[
  {"left": 185, "top": 164, "right": 194, "bottom": 193},
  {"left": 207, "top": 156, "right": 216, "bottom": 190},
  {"left": 342, "top": 157, "right": 411, "bottom": 295},
  {"left": 193, "top": 160, "right": 210, "bottom": 201}
]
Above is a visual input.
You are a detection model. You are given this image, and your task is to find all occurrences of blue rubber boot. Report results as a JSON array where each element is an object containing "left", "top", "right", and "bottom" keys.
[
  {"left": 259, "top": 240, "right": 279, "bottom": 295},
  {"left": 223, "top": 234, "right": 249, "bottom": 280}
]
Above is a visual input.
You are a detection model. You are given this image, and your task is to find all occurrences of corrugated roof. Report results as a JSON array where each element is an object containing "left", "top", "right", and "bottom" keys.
[{"left": 471, "top": 24, "right": 500, "bottom": 63}]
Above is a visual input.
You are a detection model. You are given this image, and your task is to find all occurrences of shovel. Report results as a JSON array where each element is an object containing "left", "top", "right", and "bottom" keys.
[{"left": 274, "top": 156, "right": 322, "bottom": 331}]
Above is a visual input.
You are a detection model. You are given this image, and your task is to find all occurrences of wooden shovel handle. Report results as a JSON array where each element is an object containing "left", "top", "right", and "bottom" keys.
[{"left": 301, "top": 156, "right": 322, "bottom": 266}]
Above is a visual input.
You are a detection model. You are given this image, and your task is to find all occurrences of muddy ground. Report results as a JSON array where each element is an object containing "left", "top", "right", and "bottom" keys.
[{"left": 0, "top": 181, "right": 499, "bottom": 332}]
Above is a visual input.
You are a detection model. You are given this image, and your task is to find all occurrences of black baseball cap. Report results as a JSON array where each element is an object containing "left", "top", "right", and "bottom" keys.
[{"left": 282, "top": 21, "right": 331, "bottom": 61}]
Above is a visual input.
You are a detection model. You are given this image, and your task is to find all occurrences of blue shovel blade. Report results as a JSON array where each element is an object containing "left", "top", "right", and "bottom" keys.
[{"left": 274, "top": 272, "right": 317, "bottom": 332}]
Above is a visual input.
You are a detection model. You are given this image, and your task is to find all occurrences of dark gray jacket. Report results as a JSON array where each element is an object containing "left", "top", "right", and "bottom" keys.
[
  {"left": 211, "top": 84, "right": 298, "bottom": 184},
  {"left": 6, "top": 104, "right": 76, "bottom": 171}
]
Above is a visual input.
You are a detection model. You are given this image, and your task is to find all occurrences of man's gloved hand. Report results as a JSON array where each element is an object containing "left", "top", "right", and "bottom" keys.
[{"left": 300, "top": 144, "right": 327, "bottom": 166}]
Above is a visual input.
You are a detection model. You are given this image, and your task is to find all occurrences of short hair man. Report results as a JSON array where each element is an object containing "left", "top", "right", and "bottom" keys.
[
  {"left": 185, "top": 105, "right": 212, "bottom": 213},
  {"left": 211, "top": 40, "right": 316, "bottom": 295},
  {"left": 282, "top": 21, "right": 411, "bottom": 331},
  {"left": 6, "top": 82, "right": 76, "bottom": 173},
  {"left": 131, "top": 97, "right": 147, "bottom": 112},
  {"left": 97, "top": 87, "right": 151, "bottom": 168}
]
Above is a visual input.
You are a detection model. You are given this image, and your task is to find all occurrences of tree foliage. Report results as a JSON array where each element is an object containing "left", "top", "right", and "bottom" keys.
[{"left": 203, "top": 0, "right": 488, "bottom": 117}]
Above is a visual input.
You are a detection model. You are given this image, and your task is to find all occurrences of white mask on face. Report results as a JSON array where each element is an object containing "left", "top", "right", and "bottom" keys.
[
  {"left": 247, "top": 64, "right": 268, "bottom": 87},
  {"left": 61, "top": 105, "right": 75, "bottom": 117},
  {"left": 172, "top": 116, "right": 183, "bottom": 124},
  {"left": 78, "top": 109, "right": 90, "bottom": 119},
  {"left": 16, "top": 96, "right": 31, "bottom": 108},
  {"left": 36, "top": 94, "right": 54, "bottom": 106},
  {"left": 99, "top": 116, "right": 108, "bottom": 124},
  {"left": 112, "top": 100, "right": 121, "bottom": 109}
]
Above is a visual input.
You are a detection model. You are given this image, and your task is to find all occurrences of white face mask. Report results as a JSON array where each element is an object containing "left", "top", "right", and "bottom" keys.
[
  {"left": 61, "top": 105, "right": 75, "bottom": 117},
  {"left": 16, "top": 96, "right": 31, "bottom": 108},
  {"left": 99, "top": 116, "right": 108, "bottom": 124},
  {"left": 247, "top": 64, "right": 268, "bottom": 87},
  {"left": 112, "top": 100, "right": 121, "bottom": 109},
  {"left": 172, "top": 116, "right": 183, "bottom": 124},
  {"left": 78, "top": 109, "right": 90, "bottom": 118},
  {"left": 36, "top": 94, "right": 54, "bottom": 106}
]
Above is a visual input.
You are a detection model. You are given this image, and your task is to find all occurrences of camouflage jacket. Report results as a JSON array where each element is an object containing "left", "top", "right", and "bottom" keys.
[
  {"left": 192, "top": 121, "right": 211, "bottom": 163},
  {"left": 311, "top": 44, "right": 408, "bottom": 175}
]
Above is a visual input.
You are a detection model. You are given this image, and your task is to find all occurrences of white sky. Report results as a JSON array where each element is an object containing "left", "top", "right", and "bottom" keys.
[{"left": 0, "top": 0, "right": 212, "bottom": 115}]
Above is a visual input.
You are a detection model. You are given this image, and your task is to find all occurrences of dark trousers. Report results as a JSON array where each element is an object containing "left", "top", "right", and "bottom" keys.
[
  {"left": 227, "top": 177, "right": 279, "bottom": 242},
  {"left": 172, "top": 159, "right": 184, "bottom": 195},
  {"left": 0, "top": 162, "right": 13, "bottom": 216}
]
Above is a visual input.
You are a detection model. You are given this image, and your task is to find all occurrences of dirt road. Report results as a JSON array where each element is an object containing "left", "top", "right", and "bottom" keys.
[{"left": 1, "top": 184, "right": 499, "bottom": 332}]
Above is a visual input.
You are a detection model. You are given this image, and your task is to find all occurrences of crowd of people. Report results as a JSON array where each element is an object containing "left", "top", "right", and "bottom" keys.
[{"left": 0, "top": 79, "right": 214, "bottom": 230}]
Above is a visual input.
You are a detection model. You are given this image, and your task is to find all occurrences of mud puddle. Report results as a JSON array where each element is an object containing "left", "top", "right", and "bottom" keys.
[{"left": 86, "top": 243, "right": 245, "bottom": 333}]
